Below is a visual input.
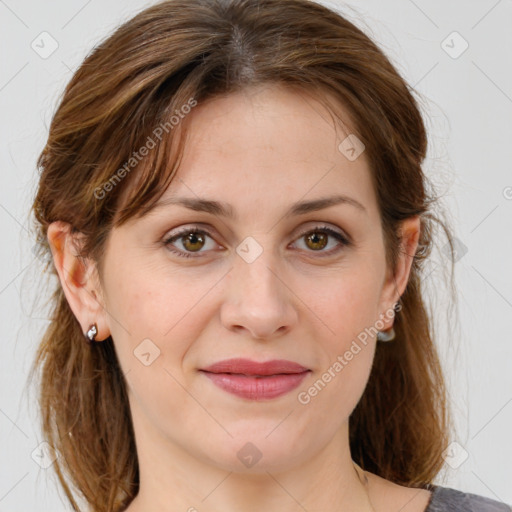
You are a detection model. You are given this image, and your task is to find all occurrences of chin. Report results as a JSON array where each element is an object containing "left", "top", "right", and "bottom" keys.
[{"left": 191, "top": 426, "right": 315, "bottom": 475}]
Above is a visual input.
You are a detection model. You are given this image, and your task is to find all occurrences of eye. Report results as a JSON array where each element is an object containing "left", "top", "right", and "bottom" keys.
[
  {"left": 291, "top": 225, "right": 350, "bottom": 256},
  {"left": 163, "top": 227, "right": 219, "bottom": 259},
  {"left": 163, "top": 224, "right": 351, "bottom": 259}
]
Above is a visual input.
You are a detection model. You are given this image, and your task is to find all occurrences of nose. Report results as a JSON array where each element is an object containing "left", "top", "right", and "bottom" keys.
[{"left": 220, "top": 248, "right": 298, "bottom": 340}]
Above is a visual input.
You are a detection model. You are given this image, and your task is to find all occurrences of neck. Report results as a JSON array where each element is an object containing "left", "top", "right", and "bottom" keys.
[{"left": 125, "top": 413, "right": 374, "bottom": 512}]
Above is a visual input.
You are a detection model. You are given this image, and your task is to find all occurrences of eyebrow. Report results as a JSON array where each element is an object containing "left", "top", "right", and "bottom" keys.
[{"left": 147, "top": 194, "right": 366, "bottom": 220}]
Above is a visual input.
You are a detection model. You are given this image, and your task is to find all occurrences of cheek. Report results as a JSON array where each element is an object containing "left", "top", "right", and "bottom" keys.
[
  {"left": 303, "top": 266, "right": 383, "bottom": 347},
  {"left": 106, "top": 260, "right": 222, "bottom": 370},
  {"left": 294, "top": 265, "right": 381, "bottom": 408},
  {"left": 297, "top": 314, "right": 377, "bottom": 423},
  {"left": 106, "top": 268, "right": 208, "bottom": 422}
]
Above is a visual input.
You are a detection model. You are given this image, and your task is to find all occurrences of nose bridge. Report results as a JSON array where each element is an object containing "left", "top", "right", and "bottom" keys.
[
  {"left": 234, "top": 235, "right": 284, "bottom": 308},
  {"left": 221, "top": 234, "right": 296, "bottom": 338}
]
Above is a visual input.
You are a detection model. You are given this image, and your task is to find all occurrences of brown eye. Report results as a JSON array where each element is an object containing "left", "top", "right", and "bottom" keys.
[
  {"left": 293, "top": 226, "right": 350, "bottom": 256},
  {"left": 181, "top": 232, "right": 206, "bottom": 252},
  {"left": 164, "top": 228, "right": 218, "bottom": 259},
  {"left": 304, "top": 231, "right": 328, "bottom": 251}
]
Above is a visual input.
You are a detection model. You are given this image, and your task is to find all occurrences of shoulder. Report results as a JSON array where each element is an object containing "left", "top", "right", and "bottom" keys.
[{"left": 426, "top": 485, "right": 512, "bottom": 512}]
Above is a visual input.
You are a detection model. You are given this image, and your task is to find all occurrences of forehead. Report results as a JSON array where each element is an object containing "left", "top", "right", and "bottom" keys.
[{"left": 154, "top": 85, "right": 377, "bottom": 216}]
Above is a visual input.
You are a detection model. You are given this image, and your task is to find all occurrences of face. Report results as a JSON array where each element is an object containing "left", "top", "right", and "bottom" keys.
[{"left": 51, "top": 84, "right": 419, "bottom": 475}]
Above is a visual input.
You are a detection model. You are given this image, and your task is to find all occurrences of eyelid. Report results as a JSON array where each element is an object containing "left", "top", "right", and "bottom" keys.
[
  {"left": 293, "top": 222, "right": 351, "bottom": 244},
  {"left": 164, "top": 224, "right": 224, "bottom": 243}
]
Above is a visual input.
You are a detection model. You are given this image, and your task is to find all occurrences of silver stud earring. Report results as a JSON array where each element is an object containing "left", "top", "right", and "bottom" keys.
[
  {"left": 377, "top": 326, "right": 395, "bottom": 342},
  {"left": 85, "top": 323, "right": 98, "bottom": 342}
]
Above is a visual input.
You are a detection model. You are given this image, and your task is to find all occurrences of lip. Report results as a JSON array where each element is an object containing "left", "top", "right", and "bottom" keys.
[
  {"left": 200, "top": 358, "right": 311, "bottom": 400},
  {"left": 202, "top": 358, "right": 309, "bottom": 375}
]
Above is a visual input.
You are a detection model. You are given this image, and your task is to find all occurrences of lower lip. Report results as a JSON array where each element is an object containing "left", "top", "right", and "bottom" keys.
[{"left": 201, "top": 371, "right": 310, "bottom": 400}]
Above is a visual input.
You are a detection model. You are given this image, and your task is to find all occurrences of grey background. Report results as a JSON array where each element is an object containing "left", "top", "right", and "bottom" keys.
[{"left": 1, "top": 0, "right": 511, "bottom": 510}]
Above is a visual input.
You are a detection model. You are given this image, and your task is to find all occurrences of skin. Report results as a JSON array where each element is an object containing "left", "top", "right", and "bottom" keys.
[{"left": 48, "top": 84, "right": 432, "bottom": 512}]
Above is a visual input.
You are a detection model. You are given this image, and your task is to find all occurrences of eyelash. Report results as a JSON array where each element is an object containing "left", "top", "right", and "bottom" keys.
[{"left": 163, "top": 225, "right": 351, "bottom": 259}]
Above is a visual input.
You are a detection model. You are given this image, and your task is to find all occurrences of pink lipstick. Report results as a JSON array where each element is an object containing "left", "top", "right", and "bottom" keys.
[{"left": 200, "top": 358, "right": 310, "bottom": 400}]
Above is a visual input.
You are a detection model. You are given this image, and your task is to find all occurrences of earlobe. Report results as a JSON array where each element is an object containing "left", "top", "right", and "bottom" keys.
[{"left": 47, "top": 221, "right": 110, "bottom": 341}]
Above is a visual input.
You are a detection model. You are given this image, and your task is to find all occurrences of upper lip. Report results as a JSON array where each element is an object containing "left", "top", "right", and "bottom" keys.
[{"left": 200, "top": 358, "right": 310, "bottom": 376}]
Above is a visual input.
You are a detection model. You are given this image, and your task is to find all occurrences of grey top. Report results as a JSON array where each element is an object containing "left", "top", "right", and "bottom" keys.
[{"left": 425, "top": 485, "right": 512, "bottom": 512}]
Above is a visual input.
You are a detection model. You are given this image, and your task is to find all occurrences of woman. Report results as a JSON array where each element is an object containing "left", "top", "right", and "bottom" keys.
[{"left": 29, "top": 0, "right": 511, "bottom": 511}]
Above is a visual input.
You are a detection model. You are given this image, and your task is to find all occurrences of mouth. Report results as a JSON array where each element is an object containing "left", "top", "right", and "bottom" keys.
[{"left": 199, "top": 358, "right": 311, "bottom": 400}]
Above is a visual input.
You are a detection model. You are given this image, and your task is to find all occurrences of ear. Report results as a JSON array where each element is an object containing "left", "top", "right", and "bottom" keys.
[
  {"left": 47, "top": 221, "right": 111, "bottom": 341},
  {"left": 378, "top": 215, "right": 421, "bottom": 329}
]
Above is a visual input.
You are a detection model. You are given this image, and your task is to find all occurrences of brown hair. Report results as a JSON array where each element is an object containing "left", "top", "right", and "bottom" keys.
[{"left": 29, "top": 0, "right": 457, "bottom": 510}]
